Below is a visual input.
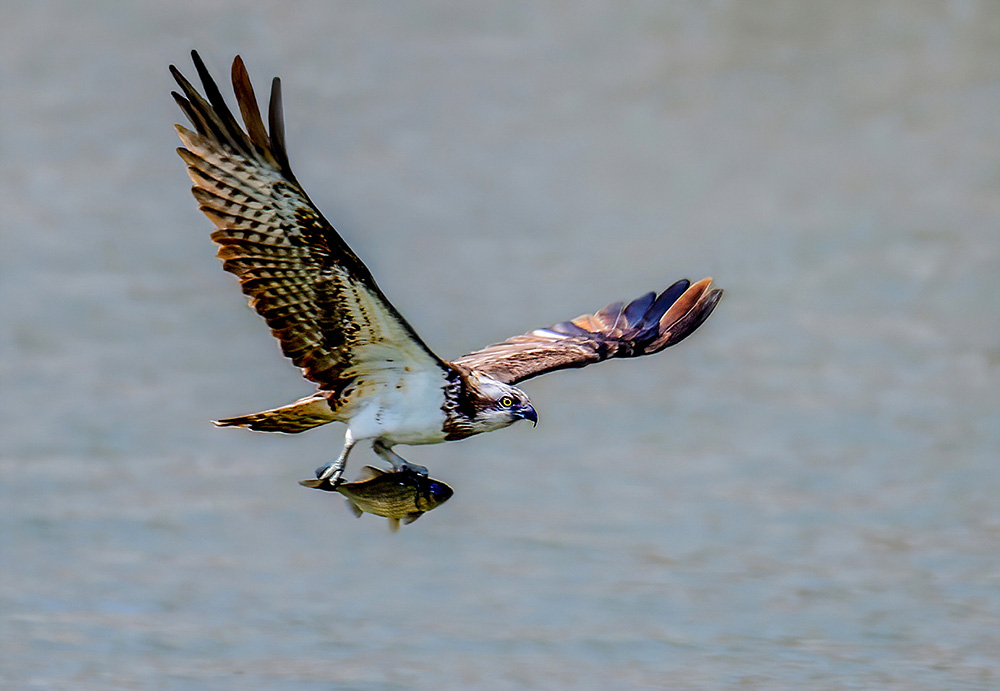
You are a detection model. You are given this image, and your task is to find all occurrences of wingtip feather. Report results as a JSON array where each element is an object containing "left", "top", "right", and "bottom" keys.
[
  {"left": 658, "top": 278, "right": 712, "bottom": 329},
  {"left": 650, "top": 280, "right": 722, "bottom": 350},
  {"left": 622, "top": 291, "right": 656, "bottom": 326},
  {"left": 231, "top": 55, "right": 272, "bottom": 153},
  {"left": 268, "top": 76, "right": 294, "bottom": 179}
]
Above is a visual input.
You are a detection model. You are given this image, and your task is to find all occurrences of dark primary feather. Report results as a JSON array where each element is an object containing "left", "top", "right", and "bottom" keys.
[
  {"left": 230, "top": 58, "right": 271, "bottom": 153},
  {"left": 451, "top": 278, "right": 723, "bottom": 385},
  {"left": 171, "top": 51, "right": 447, "bottom": 390}
]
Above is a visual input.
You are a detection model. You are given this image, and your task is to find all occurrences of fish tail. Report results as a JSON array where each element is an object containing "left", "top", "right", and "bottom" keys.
[{"left": 298, "top": 477, "right": 341, "bottom": 492}]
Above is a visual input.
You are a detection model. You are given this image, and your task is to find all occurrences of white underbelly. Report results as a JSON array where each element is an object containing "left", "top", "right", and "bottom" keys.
[{"left": 346, "top": 367, "right": 448, "bottom": 446}]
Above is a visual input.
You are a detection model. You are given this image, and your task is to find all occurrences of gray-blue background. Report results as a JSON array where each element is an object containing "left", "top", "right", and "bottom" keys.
[{"left": 2, "top": 2, "right": 998, "bottom": 688}]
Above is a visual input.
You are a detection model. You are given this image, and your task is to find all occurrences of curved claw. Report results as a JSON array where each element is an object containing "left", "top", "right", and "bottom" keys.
[
  {"left": 399, "top": 461, "right": 428, "bottom": 476},
  {"left": 315, "top": 435, "right": 357, "bottom": 483},
  {"left": 315, "top": 460, "right": 345, "bottom": 484}
]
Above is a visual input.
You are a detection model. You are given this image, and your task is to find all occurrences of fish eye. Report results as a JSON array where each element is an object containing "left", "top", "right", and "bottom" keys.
[{"left": 499, "top": 396, "right": 514, "bottom": 408}]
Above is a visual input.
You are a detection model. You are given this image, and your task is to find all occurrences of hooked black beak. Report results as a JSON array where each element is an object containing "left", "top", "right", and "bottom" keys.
[{"left": 516, "top": 403, "right": 538, "bottom": 427}]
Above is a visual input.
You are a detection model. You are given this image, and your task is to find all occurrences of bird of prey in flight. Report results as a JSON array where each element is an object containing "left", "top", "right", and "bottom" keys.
[{"left": 170, "top": 51, "right": 722, "bottom": 487}]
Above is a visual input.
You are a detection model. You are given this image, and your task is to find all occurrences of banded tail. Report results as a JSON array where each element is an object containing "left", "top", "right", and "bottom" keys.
[{"left": 215, "top": 393, "right": 337, "bottom": 433}]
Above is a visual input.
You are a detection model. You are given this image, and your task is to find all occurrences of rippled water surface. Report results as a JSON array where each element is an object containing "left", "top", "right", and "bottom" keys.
[{"left": 2, "top": 2, "right": 998, "bottom": 688}]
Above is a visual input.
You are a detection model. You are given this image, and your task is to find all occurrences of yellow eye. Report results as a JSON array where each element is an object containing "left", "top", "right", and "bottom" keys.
[{"left": 500, "top": 396, "right": 514, "bottom": 408}]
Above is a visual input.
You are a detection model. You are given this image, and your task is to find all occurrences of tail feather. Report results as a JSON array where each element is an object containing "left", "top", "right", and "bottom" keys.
[{"left": 215, "top": 393, "right": 337, "bottom": 433}]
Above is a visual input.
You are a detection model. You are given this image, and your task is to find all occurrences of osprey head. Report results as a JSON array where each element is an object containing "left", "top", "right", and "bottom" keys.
[{"left": 466, "top": 372, "right": 537, "bottom": 432}]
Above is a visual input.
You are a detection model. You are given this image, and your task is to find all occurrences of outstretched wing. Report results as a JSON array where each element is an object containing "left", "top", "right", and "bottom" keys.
[
  {"left": 451, "top": 278, "right": 722, "bottom": 385},
  {"left": 171, "top": 51, "right": 448, "bottom": 391}
]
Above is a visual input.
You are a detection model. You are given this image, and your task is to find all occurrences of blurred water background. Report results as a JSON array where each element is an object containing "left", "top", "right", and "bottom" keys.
[{"left": 2, "top": 1, "right": 998, "bottom": 688}]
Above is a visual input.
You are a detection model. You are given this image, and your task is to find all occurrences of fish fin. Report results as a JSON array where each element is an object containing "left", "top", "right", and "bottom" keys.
[
  {"left": 299, "top": 477, "right": 338, "bottom": 492},
  {"left": 402, "top": 512, "right": 423, "bottom": 525},
  {"left": 388, "top": 518, "right": 401, "bottom": 532},
  {"left": 356, "top": 465, "right": 384, "bottom": 481},
  {"left": 345, "top": 501, "right": 363, "bottom": 519}
]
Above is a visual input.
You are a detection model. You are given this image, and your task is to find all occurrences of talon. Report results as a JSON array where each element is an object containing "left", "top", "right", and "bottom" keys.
[
  {"left": 315, "top": 433, "right": 357, "bottom": 483},
  {"left": 401, "top": 462, "right": 428, "bottom": 476},
  {"left": 315, "top": 460, "right": 345, "bottom": 484}
]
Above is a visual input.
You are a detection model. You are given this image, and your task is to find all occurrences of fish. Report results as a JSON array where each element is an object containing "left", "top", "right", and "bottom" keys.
[{"left": 299, "top": 466, "right": 454, "bottom": 531}]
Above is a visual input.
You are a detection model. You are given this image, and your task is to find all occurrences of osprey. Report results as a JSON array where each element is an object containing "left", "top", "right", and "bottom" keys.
[{"left": 171, "top": 52, "right": 722, "bottom": 486}]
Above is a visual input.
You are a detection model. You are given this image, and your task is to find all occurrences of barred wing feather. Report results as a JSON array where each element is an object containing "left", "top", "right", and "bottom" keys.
[{"left": 171, "top": 51, "right": 447, "bottom": 391}]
